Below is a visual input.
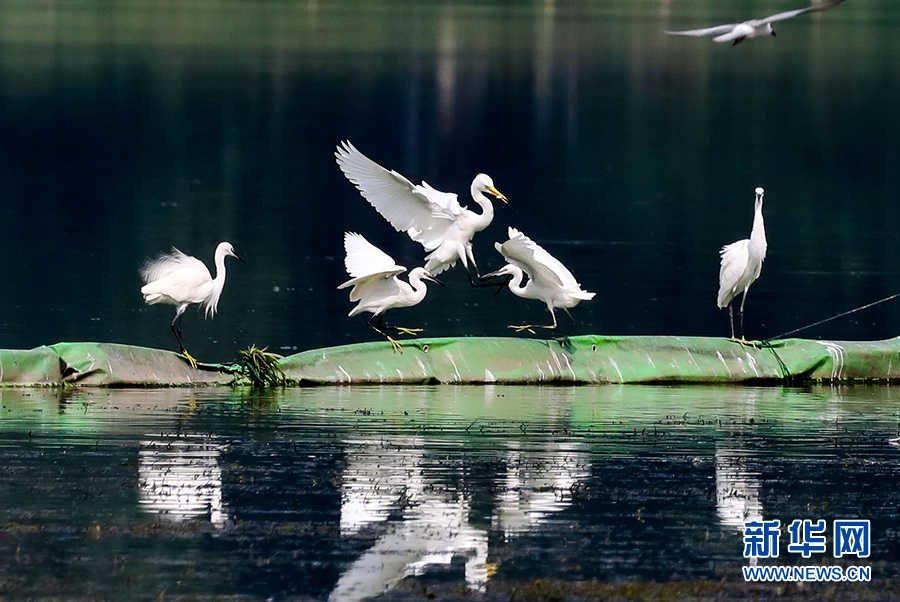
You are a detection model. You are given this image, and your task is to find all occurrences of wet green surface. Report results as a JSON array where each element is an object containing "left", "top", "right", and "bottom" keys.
[{"left": 1, "top": 385, "right": 898, "bottom": 600}]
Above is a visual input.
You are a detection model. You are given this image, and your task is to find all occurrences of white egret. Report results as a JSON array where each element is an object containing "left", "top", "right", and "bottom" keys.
[
  {"left": 339, "top": 232, "right": 443, "bottom": 353},
  {"left": 484, "top": 227, "right": 595, "bottom": 334},
  {"left": 140, "top": 241, "right": 244, "bottom": 367},
  {"left": 665, "top": 0, "right": 846, "bottom": 45},
  {"left": 717, "top": 187, "right": 767, "bottom": 342},
  {"left": 335, "top": 141, "right": 507, "bottom": 279}
]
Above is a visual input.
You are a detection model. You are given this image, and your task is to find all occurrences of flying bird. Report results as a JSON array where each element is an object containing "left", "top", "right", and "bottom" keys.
[
  {"left": 339, "top": 232, "right": 443, "bottom": 353},
  {"left": 484, "top": 227, "right": 595, "bottom": 335},
  {"left": 335, "top": 141, "right": 507, "bottom": 280},
  {"left": 665, "top": 0, "right": 847, "bottom": 45},
  {"left": 140, "top": 241, "right": 244, "bottom": 367},
  {"left": 717, "top": 188, "right": 767, "bottom": 342}
]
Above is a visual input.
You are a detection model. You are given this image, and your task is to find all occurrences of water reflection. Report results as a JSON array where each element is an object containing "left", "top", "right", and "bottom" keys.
[
  {"left": 333, "top": 430, "right": 589, "bottom": 600},
  {"left": 2, "top": 384, "right": 900, "bottom": 599},
  {"left": 715, "top": 445, "right": 763, "bottom": 530},
  {"left": 496, "top": 440, "right": 589, "bottom": 537},
  {"left": 332, "top": 436, "right": 488, "bottom": 600},
  {"left": 138, "top": 433, "right": 227, "bottom": 526}
]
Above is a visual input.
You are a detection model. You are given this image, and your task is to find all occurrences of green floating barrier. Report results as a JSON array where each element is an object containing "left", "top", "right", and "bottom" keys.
[
  {"left": 279, "top": 335, "right": 900, "bottom": 385},
  {"left": 1, "top": 336, "right": 899, "bottom": 386},
  {"left": 1, "top": 343, "right": 234, "bottom": 387}
]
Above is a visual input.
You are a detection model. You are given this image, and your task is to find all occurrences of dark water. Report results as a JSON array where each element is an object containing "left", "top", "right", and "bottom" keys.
[
  {"left": 2, "top": 385, "right": 899, "bottom": 600},
  {"left": 1, "top": 1, "right": 899, "bottom": 360}
]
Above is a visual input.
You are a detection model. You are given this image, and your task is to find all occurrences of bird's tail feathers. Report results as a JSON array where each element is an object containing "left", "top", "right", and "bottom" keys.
[{"left": 424, "top": 255, "right": 453, "bottom": 276}]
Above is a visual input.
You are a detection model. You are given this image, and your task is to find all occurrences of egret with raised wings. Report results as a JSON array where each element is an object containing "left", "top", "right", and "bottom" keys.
[
  {"left": 335, "top": 141, "right": 507, "bottom": 280},
  {"left": 717, "top": 187, "right": 767, "bottom": 342},
  {"left": 665, "top": 0, "right": 846, "bottom": 45},
  {"left": 484, "top": 227, "right": 595, "bottom": 334},
  {"left": 140, "top": 241, "right": 244, "bottom": 367},
  {"left": 339, "top": 232, "right": 443, "bottom": 353}
]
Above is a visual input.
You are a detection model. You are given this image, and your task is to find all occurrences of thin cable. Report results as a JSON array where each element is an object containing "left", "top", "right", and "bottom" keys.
[{"left": 765, "top": 292, "right": 900, "bottom": 342}]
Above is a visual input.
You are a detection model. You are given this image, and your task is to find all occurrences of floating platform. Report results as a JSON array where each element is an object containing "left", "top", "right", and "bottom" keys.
[{"left": 1, "top": 335, "right": 898, "bottom": 386}]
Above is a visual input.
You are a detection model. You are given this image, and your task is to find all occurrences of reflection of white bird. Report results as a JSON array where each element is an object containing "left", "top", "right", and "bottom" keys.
[
  {"left": 484, "top": 227, "right": 595, "bottom": 333},
  {"left": 335, "top": 141, "right": 507, "bottom": 279},
  {"left": 717, "top": 188, "right": 767, "bottom": 341},
  {"left": 665, "top": 0, "right": 846, "bottom": 45},
  {"left": 339, "top": 232, "right": 442, "bottom": 352},
  {"left": 141, "top": 242, "right": 244, "bottom": 367}
]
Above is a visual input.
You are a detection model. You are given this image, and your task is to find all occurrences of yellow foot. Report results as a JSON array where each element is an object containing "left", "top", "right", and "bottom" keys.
[
  {"left": 387, "top": 337, "right": 404, "bottom": 354},
  {"left": 509, "top": 325, "right": 537, "bottom": 334},
  {"left": 395, "top": 327, "right": 423, "bottom": 337},
  {"left": 180, "top": 350, "right": 199, "bottom": 369}
]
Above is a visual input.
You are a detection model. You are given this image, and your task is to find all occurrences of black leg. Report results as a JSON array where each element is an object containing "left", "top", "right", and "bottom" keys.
[
  {"left": 170, "top": 309, "right": 198, "bottom": 368},
  {"left": 367, "top": 314, "right": 405, "bottom": 353},
  {"left": 728, "top": 304, "right": 735, "bottom": 340}
]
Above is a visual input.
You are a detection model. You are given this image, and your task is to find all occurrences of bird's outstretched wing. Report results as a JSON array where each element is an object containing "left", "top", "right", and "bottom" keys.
[
  {"left": 498, "top": 227, "right": 587, "bottom": 293},
  {"left": 335, "top": 141, "right": 461, "bottom": 252},
  {"left": 664, "top": 24, "right": 739, "bottom": 37},
  {"left": 762, "top": 0, "right": 847, "bottom": 24},
  {"left": 340, "top": 232, "right": 406, "bottom": 281},
  {"left": 140, "top": 249, "right": 210, "bottom": 285}
]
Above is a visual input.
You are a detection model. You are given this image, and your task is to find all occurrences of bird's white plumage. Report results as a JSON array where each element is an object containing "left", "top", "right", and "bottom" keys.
[
  {"left": 717, "top": 240, "right": 759, "bottom": 308},
  {"left": 497, "top": 227, "right": 584, "bottom": 293},
  {"left": 335, "top": 141, "right": 506, "bottom": 275},
  {"left": 141, "top": 244, "right": 240, "bottom": 318},
  {"left": 716, "top": 189, "right": 767, "bottom": 339},
  {"left": 338, "top": 232, "right": 437, "bottom": 318},
  {"left": 342, "top": 232, "right": 406, "bottom": 280},
  {"left": 487, "top": 228, "right": 594, "bottom": 330},
  {"left": 665, "top": 0, "right": 847, "bottom": 43},
  {"left": 140, "top": 241, "right": 243, "bottom": 363}
]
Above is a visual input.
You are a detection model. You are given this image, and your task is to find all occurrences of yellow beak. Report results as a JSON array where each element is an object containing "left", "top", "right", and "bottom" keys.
[{"left": 486, "top": 186, "right": 507, "bottom": 203}]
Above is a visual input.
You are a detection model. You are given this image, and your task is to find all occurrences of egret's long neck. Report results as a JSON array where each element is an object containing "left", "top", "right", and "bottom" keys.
[
  {"left": 407, "top": 273, "right": 430, "bottom": 303},
  {"left": 506, "top": 267, "right": 528, "bottom": 299},
  {"left": 750, "top": 198, "right": 767, "bottom": 260},
  {"left": 205, "top": 250, "right": 229, "bottom": 317},
  {"left": 213, "top": 249, "right": 229, "bottom": 287},
  {"left": 469, "top": 185, "right": 495, "bottom": 232}
]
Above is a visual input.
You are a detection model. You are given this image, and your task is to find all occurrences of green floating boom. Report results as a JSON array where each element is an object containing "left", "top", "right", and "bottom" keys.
[
  {"left": 1, "top": 335, "right": 897, "bottom": 386},
  {"left": 280, "top": 335, "right": 898, "bottom": 384}
]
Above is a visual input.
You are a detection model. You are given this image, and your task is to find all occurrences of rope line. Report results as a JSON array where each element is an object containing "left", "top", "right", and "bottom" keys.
[{"left": 765, "top": 292, "right": 900, "bottom": 342}]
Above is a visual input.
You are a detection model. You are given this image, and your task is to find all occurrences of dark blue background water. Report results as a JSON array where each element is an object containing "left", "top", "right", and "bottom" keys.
[{"left": 1, "top": 0, "right": 897, "bottom": 360}]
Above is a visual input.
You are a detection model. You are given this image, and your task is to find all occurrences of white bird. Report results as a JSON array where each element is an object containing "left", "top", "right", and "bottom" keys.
[
  {"left": 484, "top": 227, "right": 595, "bottom": 335},
  {"left": 717, "top": 188, "right": 767, "bottom": 342},
  {"left": 665, "top": 0, "right": 847, "bottom": 45},
  {"left": 339, "top": 232, "right": 442, "bottom": 353},
  {"left": 335, "top": 141, "right": 507, "bottom": 280},
  {"left": 140, "top": 241, "right": 244, "bottom": 367}
]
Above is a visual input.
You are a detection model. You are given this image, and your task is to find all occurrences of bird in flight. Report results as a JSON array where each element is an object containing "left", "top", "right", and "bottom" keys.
[
  {"left": 717, "top": 188, "right": 767, "bottom": 343},
  {"left": 140, "top": 241, "right": 244, "bottom": 368},
  {"left": 338, "top": 232, "right": 443, "bottom": 353},
  {"left": 335, "top": 141, "right": 507, "bottom": 281},
  {"left": 484, "top": 227, "right": 595, "bottom": 337},
  {"left": 665, "top": 0, "right": 847, "bottom": 45}
]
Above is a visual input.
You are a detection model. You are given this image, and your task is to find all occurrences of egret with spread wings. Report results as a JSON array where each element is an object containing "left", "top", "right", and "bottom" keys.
[
  {"left": 484, "top": 227, "right": 595, "bottom": 334},
  {"left": 339, "top": 232, "right": 442, "bottom": 353},
  {"left": 717, "top": 188, "right": 767, "bottom": 342},
  {"left": 665, "top": 0, "right": 846, "bottom": 45},
  {"left": 140, "top": 241, "right": 244, "bottom": 367},
  {"left": 335, "top": 141, "right": 507, "bottom": 279}
]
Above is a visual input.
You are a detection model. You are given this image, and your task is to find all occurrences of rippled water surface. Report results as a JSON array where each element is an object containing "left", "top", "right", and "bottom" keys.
[{"left": 2, "top": 385, "right": 899, "bottom": 600}]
